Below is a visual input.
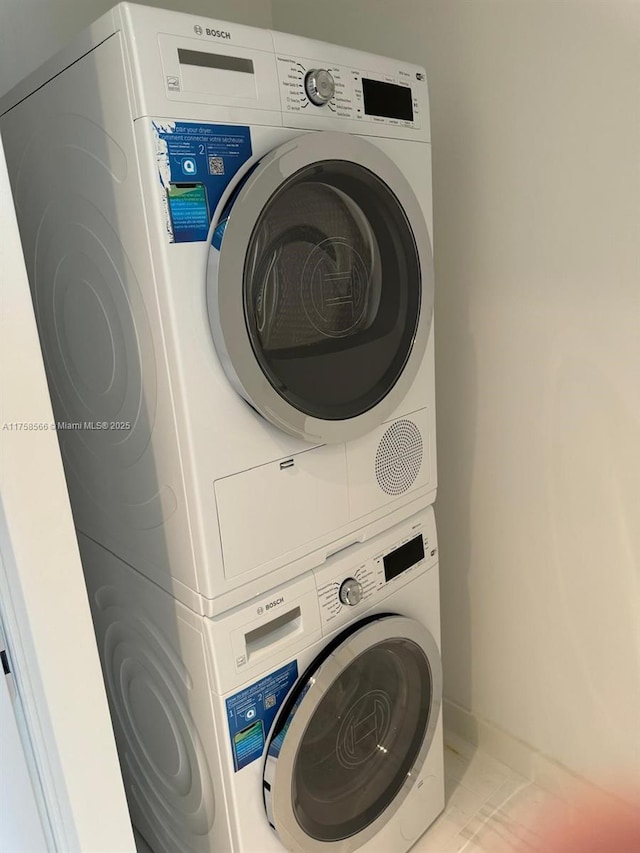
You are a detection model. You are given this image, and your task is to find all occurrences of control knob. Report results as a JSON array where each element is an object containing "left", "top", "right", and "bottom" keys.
[
  {"left": 339, "top": 577, "right": 363, "bottom": 607},
  {"left": 304, "top": 69, "right": 335, "bottom": 106}
]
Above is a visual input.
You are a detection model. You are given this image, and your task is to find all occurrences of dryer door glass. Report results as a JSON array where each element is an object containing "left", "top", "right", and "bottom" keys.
[
  {"left": 243, "top": 161, "right": 420, "bottom": 420},
  {"left": 263, "top": 615, "right": 442, "bottom": 850},
  {"left": 208, "top": 131, "right": 434, "bottom": 444}
]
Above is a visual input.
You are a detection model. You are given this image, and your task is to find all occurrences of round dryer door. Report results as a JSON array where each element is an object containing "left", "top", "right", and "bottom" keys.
[
  {"left": 206, "top": 131, "right": 434, "bottom": 444},
  {"left": 262, "top": 614, "right": 442, "bottom": 853}
]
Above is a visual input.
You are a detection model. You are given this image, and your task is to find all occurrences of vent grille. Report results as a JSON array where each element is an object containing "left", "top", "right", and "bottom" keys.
[{"left": 375, "top": 419, "right": 423, "bottom": 495}]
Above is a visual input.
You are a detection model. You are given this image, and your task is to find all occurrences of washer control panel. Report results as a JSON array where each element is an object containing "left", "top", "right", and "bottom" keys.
[
  {"left": 314, "top": 509, "right": 437, "bottom": 631},
  {"left": 339, "top": 577, "right": 364, "bottom": 606},
  {"left": 276, "top": 54, "right": 422, "bottom": 128}
]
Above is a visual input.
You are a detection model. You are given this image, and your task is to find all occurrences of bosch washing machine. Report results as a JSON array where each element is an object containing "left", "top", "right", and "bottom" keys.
[
  {"left": 0, "top": 3, "right": 444, "bottom": 851},
  {"left": 81, "top": 507, "right": 444, "bottom": 853}
]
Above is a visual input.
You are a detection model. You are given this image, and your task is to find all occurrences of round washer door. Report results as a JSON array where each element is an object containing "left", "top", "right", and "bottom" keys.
[
  {"left": 206, "top": 131, "right": 434, "bottom": 444},
  {"left": 262, "top": 614, "right": 442, "bottom": 853}
]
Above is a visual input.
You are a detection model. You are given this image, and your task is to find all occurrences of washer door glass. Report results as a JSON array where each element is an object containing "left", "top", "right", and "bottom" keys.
[
  {"left": 295, "top": 635, "right": 429, "bottom": 839},
  {"left": 263, "top": 615, "right": 442, "bottom": 850},
  {"left": 244, "top": 161, "right": 420, "bottom": 420}
]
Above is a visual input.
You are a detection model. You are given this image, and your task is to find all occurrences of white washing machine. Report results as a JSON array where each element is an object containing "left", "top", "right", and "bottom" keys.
[
  {"left": 0, "top": 3, "right": 437, "bottom": 616},
  {"left": 80, "top": 506, "right": 444, "bottom": 853}
]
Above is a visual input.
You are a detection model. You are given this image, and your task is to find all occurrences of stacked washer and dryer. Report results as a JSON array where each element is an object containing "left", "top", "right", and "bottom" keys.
[{"left": 1, "top": 4, "right": 443, "bottom": 852}]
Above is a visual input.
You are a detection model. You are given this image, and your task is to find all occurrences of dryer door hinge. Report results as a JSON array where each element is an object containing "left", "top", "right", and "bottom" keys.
[{"left": 1, "top": 648, "right": 11, "bottom": 675}]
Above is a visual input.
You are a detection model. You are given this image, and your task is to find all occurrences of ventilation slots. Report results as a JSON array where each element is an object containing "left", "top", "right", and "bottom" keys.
[{"left": 375, "top": 419, "right": 423, "bottom": 495}]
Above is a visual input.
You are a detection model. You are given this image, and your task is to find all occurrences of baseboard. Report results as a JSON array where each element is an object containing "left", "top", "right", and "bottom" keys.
[{"left": 443, "top": 698, "right": 602, "bottom": 804}]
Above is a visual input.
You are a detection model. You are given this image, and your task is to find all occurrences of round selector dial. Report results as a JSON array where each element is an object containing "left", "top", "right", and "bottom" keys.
[
  {"left": 339, "top": 577, "right": 363, "bottom": 607},
  {"left": 304, "top": 68, "right": 336, "bottom": 106}
]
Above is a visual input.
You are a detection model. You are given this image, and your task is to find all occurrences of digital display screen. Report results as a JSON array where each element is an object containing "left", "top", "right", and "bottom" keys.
[
  {"left": 167, "top": 182, "right": 209, "bottom": 243},
  {"left": 178, "top": 49, "right": 254, "bottom": 74},
  {"left": 362, "top": 78, "right": 414, "bottom": 121},
  {"left": 383, "top": 535, "right": 425, "bottom": 581}
]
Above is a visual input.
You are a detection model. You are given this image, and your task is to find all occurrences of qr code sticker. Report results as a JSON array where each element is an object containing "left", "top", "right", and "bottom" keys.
[
  {"left": 209, "top": 156, "right": 224, "bottom": 175},
  {"left": 265, "top": 694, "right": 276, "bottom": 710}
]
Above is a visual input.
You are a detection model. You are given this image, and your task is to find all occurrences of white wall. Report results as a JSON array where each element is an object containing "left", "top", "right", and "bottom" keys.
[
  {"left": 0, "top": 0, "right": 273, "bottom": 98},
  {"left": 0, "top": 133, "right": 136, "bottom": 852},
  {"left": 0, "top": 636, "right": 49, "bottom": 852},
  {"left": 272, "top": 0, "right": 640, "bottom": 795}
]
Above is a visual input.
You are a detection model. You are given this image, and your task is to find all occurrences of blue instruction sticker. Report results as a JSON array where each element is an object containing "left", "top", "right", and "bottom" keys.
[
  {"left": 166, "top": 182, "right": 209, "bottom": 242},
  {"left": 226, "top": 660, "right": 298, "bottom": 772},
  {"left": 266, "top": 680, "right": 312, "bottom": 761},
  {"left": 153, "top": 120, "right": 252, "bottom": 243}
]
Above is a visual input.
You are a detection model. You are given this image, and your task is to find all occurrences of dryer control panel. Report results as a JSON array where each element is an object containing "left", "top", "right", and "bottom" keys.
[
  {"left": 314, "top": 508, "right": 438, "bottom": 632},
  {"left": 276, "top": 54, "right": 422, "bottom": 129}
]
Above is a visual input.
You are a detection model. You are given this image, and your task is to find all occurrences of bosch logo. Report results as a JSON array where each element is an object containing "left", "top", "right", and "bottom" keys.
[
  {"left": 193, "top": 24, "right": 203, "bottom": 35},
  {"left": 206, "top": 28, "right": 231, "bottom": 39},
  {"left": 257, "top": 606, "right": 264, "bottom": 615},
  {"left": 265, "top": 597, "right": 284, "bottom": 611},
  {"left": 416, "top": 72, "right": 425, "bottom": 81}
]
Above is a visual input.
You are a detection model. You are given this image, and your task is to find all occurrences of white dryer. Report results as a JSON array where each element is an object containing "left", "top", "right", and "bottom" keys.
[
  {"left": 80, "top": 506, "right": 444, "bottom": 853},
  {"left": 0, "top": 3, "right": 437, "bottom": 616}
]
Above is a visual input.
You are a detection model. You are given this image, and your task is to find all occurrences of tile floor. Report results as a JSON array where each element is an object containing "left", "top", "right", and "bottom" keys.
[
  {"left": 412, "top": 732, "right": 564, "bottom": 853},
  {"left": 134, "top": 733, "right": 566, "bottom": 853}
]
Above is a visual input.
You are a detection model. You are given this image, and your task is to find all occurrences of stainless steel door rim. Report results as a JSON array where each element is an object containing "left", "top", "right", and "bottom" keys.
[
  {"left": 207, "top": 131, "right": 434, "bottom": 444},
  {"left": 263, "top": 614, "right": 443, "bottom": 852}
]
